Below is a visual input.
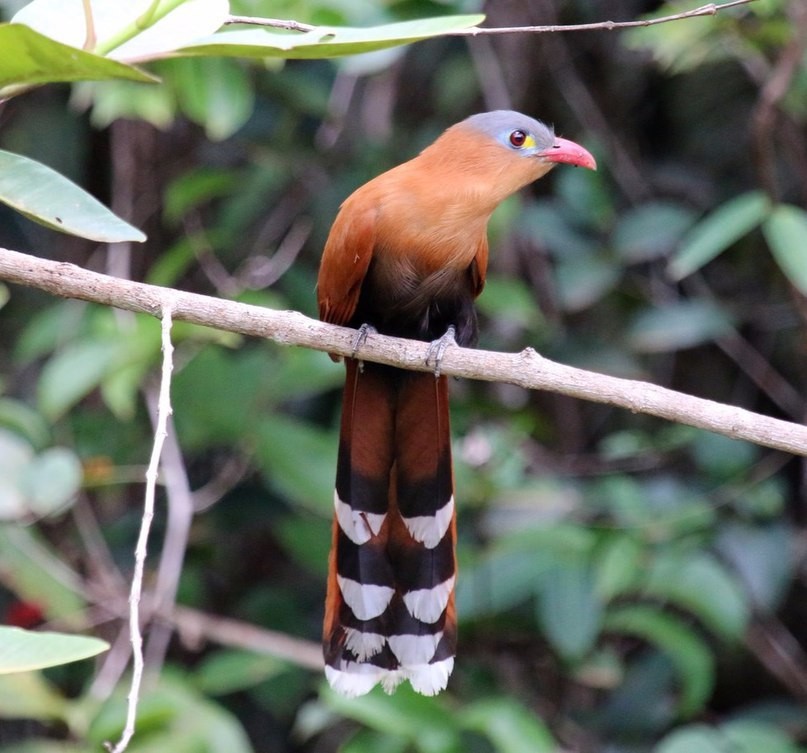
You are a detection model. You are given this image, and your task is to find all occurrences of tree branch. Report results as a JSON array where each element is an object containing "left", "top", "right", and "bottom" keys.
[
  {"left": 106, "top": 303, "right": 174, "bottom": 753},
  {"left": 225, "top": 0, "right": 757, "bottom": 36},
  {"left": 1, "top": 246, "right": 806, "bottom": 457},
  {"left": 170, "top": 605, "right": 323, "bottom": 671}
]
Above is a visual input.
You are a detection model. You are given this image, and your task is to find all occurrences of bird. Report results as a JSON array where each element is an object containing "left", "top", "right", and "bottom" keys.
[{"left": 317, "top": 110, "right": 596, "bottom": 698}]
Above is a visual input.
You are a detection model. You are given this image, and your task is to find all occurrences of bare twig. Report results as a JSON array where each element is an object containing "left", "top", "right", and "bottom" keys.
[
  {"left": 224, "top": 16, "right": 315, "bottom": 32},
  {"left": 81, "top": 0, "right": 97, "bottom": 51},
  {"left": 225, "top": 0, "right": 756, "bottom": 36},
  {"left": 191, "top": 454, "right": 252, "bottom": 513},
  {"left": 171, "top": 605, "right": 323, "bottom": 670},
  {"left": 142, "top": 396, "right": 194, "bottom": 681},
  {"left": 751, "top": 1, "right": 807, "bottom": 200},
  {"left": 745, "top": 616, "right": 807, "bottom": 701},
  {"left": 2, "top": 247, "right": 807, "bottom": 458},
  {"left": 106, "top": 304, "right": 175, "bottom": 753}
]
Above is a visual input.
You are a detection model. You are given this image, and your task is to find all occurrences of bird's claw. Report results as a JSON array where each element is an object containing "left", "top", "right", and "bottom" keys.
[
  {"left": 351, "top": 323, "right": 377, "bottom": 369},
  {"left": 425, "top": 326, "right": 456, "bottom": 378}
]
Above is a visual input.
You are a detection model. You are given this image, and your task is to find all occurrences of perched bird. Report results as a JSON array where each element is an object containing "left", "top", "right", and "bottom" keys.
[{"left": 317, "top": 110, "right": 596, "bottom": 697}]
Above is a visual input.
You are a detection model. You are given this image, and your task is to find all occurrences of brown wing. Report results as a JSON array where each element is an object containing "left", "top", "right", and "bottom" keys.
[
  {"left": 317, "top": 201, "right": 377, "bottom": 327},
  {"left": 470, "top": 234, "right": 489, "bottom": 298}
]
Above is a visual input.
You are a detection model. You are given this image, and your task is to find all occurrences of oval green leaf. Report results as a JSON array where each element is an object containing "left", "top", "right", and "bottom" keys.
[
  {"left": 0, "top": 525, "right": 87, "bottom": 624},
  {"left": 614, "top": 201, "right": 696, "bottom": 263},
  {"left": 0, "top": 627, "right": 108, "bottom": 674},
  {"left": 627, "top": 299, "right": 733, "bottom": 353},
  {"left": 605, "top": 605, "right": 714, "bottom": 715},
  {"left": 763, "top": 204, "right": 807, "bottom": 295},
  {"left": 535, "top": 560, "right": 603, "bottom": 661},
  {"left": 37, "top": 339, "right": 123, "bottom": 420},
  {"left": 641, "top": 552, "right": 749, "bottom": 641},
  {"left": 656, "top": 725, "right": 727, "bottom": 753},
  {"left": 0, "top": 149, "right": 147, "bottom": 242},
  {"left": 20, "top": 447, "right": 83, "bottom": 518},
  {"left": 667, "top": 191, "right": 770, "bottom": 280},
  {"left": 177, "top": 15, "right": 486, "bottom": 60},
  {"left": 0, "top": 23, "right": 155, "bottom": 95},
  {"left": 461, "top": 698, "right": 557, "bottom": 753},
  {"left": 12, "top": 0, "right": 228, "bottom": 60}
]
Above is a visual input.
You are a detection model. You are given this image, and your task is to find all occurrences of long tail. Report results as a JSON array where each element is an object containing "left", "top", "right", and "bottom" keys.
[{"left": 323, "top": 359, "right": 457, "bottom": 697}]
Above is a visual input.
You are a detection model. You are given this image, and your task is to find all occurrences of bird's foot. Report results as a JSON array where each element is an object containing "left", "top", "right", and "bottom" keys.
[
  {"left": 351, "top": 323, "right": 377, "bottom": 369},
  {"left": 425, "top": 326, "right": 456, "bottom": 378}
]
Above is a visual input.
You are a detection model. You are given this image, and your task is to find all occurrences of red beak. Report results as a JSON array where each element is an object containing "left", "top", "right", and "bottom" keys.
[{"left": 538, "top": 136, "right": 597, "bottom": 170}]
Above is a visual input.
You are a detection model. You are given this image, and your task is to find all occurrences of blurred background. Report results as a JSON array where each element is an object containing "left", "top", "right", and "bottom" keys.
[{"left": 1, "top": 0, "right": 807, "bottom": 751}]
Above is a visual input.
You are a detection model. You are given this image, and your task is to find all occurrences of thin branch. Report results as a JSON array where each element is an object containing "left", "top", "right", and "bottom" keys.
[
  {"left": 106, "top": 304, "right": 175, "bottom": 753},
  {"left": 1, "top": 247, "right": 807, "bottom": 458},
  {"left": 81, "top": 0, "right": 97, "bottom": 51},
  {"left": 142, "top": 395, "right": 194, "bottom": 681},
  {"left": 224, "top": 16, "right": 316, "bottom": 32},
  {"left": 750, "top": 1, "right": 807, "bottom": 201},
  {"left": 745, "top": 616, "right": 807, "bottom": 702},
  {"left": 192, "top": 454, "right": 252, "bottom": 513},
  {"left": 170, "top": 605, "right": 323, "bottom": 670},
  {"left": 224, "top": 0, "right": 756, "bottom": 36}
]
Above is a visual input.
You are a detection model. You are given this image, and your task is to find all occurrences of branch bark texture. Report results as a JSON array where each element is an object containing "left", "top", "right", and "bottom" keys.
[{"left": 1, "top": 247, "right": 805, "bottom": 457}]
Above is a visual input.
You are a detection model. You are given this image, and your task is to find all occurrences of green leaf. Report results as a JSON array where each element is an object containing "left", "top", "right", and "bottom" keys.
[
  {"left": 0, "top": 525, "right": 87, "bottom": 625},
  {"left": 263, "top": 347, "right": 343, "bottom": 402},
  {"left": 178, "top": 15, "right": 486, "bottom": 60},
  {"left": 194, "top": 650, "right": 287, "bottom": 696},
  {"left": 763, "top": 204, "right": 807, "bottom": 295},
  {"left": 667, "top": 191, "right": 770, "bottom": 280},
  {"left": 595, "top": 535, "right": 644, "bottom": 600},
  {"left": 476, "top": 275, "right": 543, "bottom": 332},
  {"left": 88, "top": 674, "right": 254, "bottom": 753},
  {"left": 14, "top": 300, "right": 87, "bottom": 365},
  {"left": 535, "top": 559, "right": 603, "bottom": 661},
  {"left": 0, "top": 627, "right": 107, "bottom": 674},
  {"left": 0, "top": 430, "right": 34, "bottom": 520},
  {"left": 655, "top": 724, "right": 727, "bottom": 753},
  {"left": 641, "top": 552, "right": 749, "bottom": 641},
  {"left": 254, "top": 415, "right": 336, "bottom": 515},
  {"left": 163, "top": 167, "right": 241, "bottom": 225},
  {"left": 721, "top": 719, "right": 801, "bottom": 753},
  {"left": 555, "top": 254, "right": 620, "bottom": 312},
  {"left": 0, "top": 671, "right": 68, "bottom": 721},
  {"left": 37, "top": 339, "right": 122, "bottom": 420},
  {"left": 623, "top": 4, "right": 725, "bottom": 73},
  {"left": 605, "top": 605, "right": 714, "bottom": 715},
  {"left": 0, "top": 398, "right": 51, "bottom": 450},
  {"left": 341, "top": 729, "right": 409, "bottom": 753},
  {"left": 171, "top": 57, "right": 255, "bottom": 141},
  {"left": 456, "top": 546, "right": 552, "bottom": 620},
  {"left": 74, "top": 76, "right": 178, "bottom": 131},
  {"left": 627, "top": 299, "right": 733, "bottom": 352},
  {"left": 13, "top": 0, "right": 229, "bottom": 60},
  {"left": 690, "top": 430, "right": 757, "bottom": 479},
  {"left": 0, "top": 149, "right": 146, "bottom": 242},
  {"left": 323, "top": 685, "right": 459, "bottom": 753},
  {"left": 657, "top": 719, "right": 803, "bottom": 753},
  {"left": 19, "top": 447, "right": 83, "bottom": 518},
  {"left": 0, "top": 23, "right": 155, "bottom": 97},
  {"left": 461, "top": 698, "right": 557, "bottom": 753},
  {"left": 613, "top": 202, "right": 696, "bottom": 263},
  {"left": 274, "top": 513, "right": 331, "bottom": 578},
  {"left": 715, "top": 521, "right": 793, "bottom": 612}
]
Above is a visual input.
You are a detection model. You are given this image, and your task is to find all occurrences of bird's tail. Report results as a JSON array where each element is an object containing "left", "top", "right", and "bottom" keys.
[{"left": 323, "top": 359, "right": 457, "bottom": 697}]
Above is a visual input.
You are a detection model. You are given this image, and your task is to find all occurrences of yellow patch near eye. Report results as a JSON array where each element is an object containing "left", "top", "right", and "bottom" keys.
[{"left": 523, "top": 134, "right": 536, "bottom": 148}]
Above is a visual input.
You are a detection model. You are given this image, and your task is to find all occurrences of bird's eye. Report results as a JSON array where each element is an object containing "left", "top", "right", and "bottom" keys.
[{"left": 509, "top": 130, "right": 527, "bottom": 148}]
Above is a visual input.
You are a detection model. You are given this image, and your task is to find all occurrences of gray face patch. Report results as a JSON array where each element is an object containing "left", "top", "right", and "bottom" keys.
[{"left": 461, "top": 110, "right": 556, "bottom": 153}]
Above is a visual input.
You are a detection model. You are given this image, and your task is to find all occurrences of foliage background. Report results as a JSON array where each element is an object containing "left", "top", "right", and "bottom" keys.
[{"left": 1, "top": 0, "right": 807, "bottom": 751}]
